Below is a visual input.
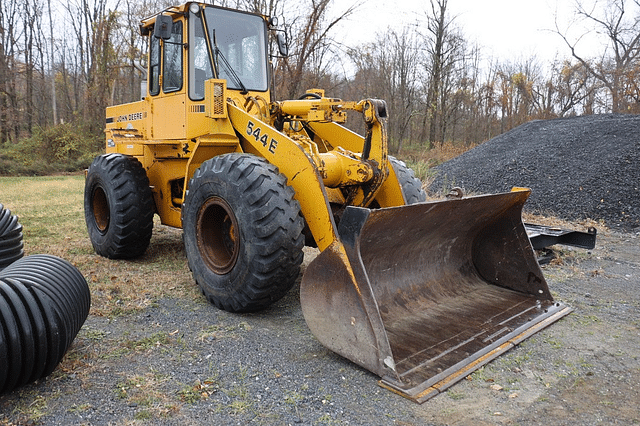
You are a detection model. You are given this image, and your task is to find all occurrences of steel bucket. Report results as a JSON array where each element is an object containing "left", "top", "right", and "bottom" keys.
[{"left": 300, "top": 189, "right": 571, "bottom": 402}]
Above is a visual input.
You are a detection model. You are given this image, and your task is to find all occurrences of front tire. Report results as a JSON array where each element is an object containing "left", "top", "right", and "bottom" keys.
[
  {"left": 84, "top": 154, "right": 154, "bottom": 259},
  {"left": 182, "top": 154, "right": 304, "bottom": 313}
]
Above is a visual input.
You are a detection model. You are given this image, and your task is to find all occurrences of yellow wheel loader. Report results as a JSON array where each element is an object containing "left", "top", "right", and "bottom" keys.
[{"left": 84, "top": 2, "right": 571, "bottom": 402}]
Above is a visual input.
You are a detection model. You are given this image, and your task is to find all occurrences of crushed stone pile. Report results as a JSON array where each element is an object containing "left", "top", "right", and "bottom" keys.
[{"left": 428, "top": 114, "right": 640, "bottom": 231}]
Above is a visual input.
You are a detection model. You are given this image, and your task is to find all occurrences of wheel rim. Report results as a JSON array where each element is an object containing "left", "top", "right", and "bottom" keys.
[
  {"left": 91, "top": 187, "right": 110, "bottom": 233},
  {"left": 196, "top": 196, "right": 239, "bottom": 274}
]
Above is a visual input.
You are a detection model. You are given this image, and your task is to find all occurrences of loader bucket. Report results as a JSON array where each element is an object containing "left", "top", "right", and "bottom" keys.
[{"left": 300, "top": 189, "right": 571, "bottom": 403}]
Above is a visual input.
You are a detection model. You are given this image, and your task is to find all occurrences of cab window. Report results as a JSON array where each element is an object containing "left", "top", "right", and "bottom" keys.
[
  {"left": 163, "top": 20, "right": 183, "bottom": 93},
  {"left": 149, "top": 35, "right": 160, "bottom": 96},
  {"left": 189, "top": 10, "right": 213, "bottom": 100},
  {"left": 203, "top": 8, "right": 268, "bottom": 92}
]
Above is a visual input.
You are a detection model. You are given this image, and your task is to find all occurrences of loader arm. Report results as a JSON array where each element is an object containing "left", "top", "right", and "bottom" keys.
[
  {"left": 229, "top": 94, "right": 573, "bottom": 402},
  {"left": 227, "top": 103, "right": 339, "bottom": 251},
  {"left": 306, "top": 120, "right": 405, "bottom": 207},
  {"left": 227, "top": 96, "right": 402, "bottom": 249},
  {"left": 272, "top": 96, "right": 394, "bottom": 208},
  {"left": 227, "top": 102, "right": 397, "bottom": 374}
]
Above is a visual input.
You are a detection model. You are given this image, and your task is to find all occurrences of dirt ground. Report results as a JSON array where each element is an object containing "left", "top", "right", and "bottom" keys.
[
  {"left": 0, "top": 224, "right": 639, "bottom": 425},
  {"left": 420, "top": 228, "right": 640, "bottom": 426}
]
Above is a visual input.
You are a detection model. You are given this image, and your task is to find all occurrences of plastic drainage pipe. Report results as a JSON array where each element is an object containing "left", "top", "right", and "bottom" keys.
[
  {"left": 0, "top": 204, "right": 24, "bottom": 271},
  {"left": 0, "top": 255, "right": 91, "bottom": 393}
]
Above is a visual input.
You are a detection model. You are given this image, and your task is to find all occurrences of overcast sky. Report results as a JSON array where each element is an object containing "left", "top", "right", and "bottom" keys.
[{"left": 335, "top": 0, "right": 605, "bottom": 64}]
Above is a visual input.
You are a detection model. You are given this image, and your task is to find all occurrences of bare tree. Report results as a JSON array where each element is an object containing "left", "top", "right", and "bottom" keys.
[
  {"left": 237, "top": 0, "right": 281, "bottom": 16},
  {"left": 445, "top": 43, "right": 482, "bottom": 145},
  {"left": 533, "top": 60, "right": 597, "bottom": 117},
  {"left": 274, "top": 0, "right": 356, "bottom": 100},
  {"left": 47, "top": 0, "right": 57, "bottom": 125},
  {"left": 436, "top": 30, "right": 467, "bottom": 145},
  {"left": 22, "top": 0, "right": 45, "bottom": 134},
  {"left": 3, "top": 0, "right": 632, "bottom": 165},
  {"left": 0, "top": 0, "right": 20, "bottom": 143},
  {"left": 347, "top": 28, "right": 422, "bottom": 154},
  {"left": 556, "top": 0, "right": 640, "bottom": 112},
  {"left": 62, "top": 0, "right": 121, "bottom": 131},
  {"left": 419, "top": 0, "right": 463, "bottom": 147}
]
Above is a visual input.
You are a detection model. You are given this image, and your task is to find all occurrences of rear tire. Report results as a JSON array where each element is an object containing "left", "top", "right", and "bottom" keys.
[
  {"left": 84, "top": 154, "right": 154, "bottom": 259},
  {"left": 389, "top": 156, "right": 426, "bottom": 205},
  {"left": 182, "top": 153, "right": 304, "bottom": 313}
]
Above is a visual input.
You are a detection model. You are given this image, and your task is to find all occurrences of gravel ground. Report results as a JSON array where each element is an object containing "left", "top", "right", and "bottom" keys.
[
  {"left": 429, "top": 114, "right": 640, "bottom": 231},
  {"left": 1, "top": 233, "right": 638, "bottom": 426},
  {"left": 1, "top": 114, "right": 639, "bottom": 425}
]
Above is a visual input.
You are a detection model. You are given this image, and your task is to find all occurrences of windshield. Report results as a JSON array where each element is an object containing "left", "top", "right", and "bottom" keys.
[
  {"left": 189, "top": 9, "right": 213, "bottom": 99},
  {"left": 203, "top": 7, "right": 268, "bottom": 92}
]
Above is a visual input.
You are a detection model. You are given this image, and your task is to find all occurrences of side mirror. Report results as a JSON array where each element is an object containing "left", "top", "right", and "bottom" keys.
[
  {"left": 276, "top": 32, "right": 288, "bottom": 57},
  {"left": 153, "top": 14, "right": 173, "bottom": 40}
]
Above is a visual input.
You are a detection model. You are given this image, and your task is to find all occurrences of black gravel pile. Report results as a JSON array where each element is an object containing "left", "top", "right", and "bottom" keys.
[{"left": 428, "top": 114, "right": 640, "bottom": 231}]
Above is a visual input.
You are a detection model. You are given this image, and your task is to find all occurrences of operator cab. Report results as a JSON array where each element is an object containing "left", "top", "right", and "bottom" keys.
[
  {"left": 147, "top": 3, "right": 270, "bottom": 101},
  {"left": 136, "top": 2, "right": 282, "bottom": 141}
]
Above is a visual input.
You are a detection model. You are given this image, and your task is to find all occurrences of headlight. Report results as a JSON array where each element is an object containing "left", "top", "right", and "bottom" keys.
[{"left": 189, "top": 3, "right": 200, "bottom": 15}]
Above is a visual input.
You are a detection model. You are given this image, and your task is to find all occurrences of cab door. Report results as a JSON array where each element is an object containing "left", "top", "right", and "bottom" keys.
[{"left": 149, "top": 18, "right": 186, "bottom": 140}]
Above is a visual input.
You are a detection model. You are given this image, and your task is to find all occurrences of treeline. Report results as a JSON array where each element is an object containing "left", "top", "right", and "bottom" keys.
[{"left": 2, "top": 0, "right": 640, "bottom": 159}]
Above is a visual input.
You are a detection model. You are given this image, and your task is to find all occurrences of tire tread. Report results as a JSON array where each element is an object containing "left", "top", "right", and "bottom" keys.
[
  {"left": 183, "top": 154, "right": 304, "bottom": 312},
  {"left": 84, "top": 154, "right": 154, "bottom": 259}
]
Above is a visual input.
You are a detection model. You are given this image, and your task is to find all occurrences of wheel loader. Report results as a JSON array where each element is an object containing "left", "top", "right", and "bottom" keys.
[{"left": 84, "top": 2, "right": 571, "bottom": 403}]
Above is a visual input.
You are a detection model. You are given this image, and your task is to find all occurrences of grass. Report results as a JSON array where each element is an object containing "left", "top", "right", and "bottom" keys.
[
  {"left": 115, "top": 371, "right": 179, "bottom": 416},
  {"left": 197, "top": 322, "right": 251, "bottom": 342},
  {"left": 446, "top": 390, "right": 466, "bottom": 400},
  {"left": 177, "top": 381, "right": 206, "bottom": 404},
  {"left": 3, "top": 392, "right": 51, "bottom": 422},
  {"left": 0, "top": 175, "right": 86, "bottom": 254},
  {"left": 0, "top": 175, "right": 201, "bottom": 319},
  {"left": 121, "top": 332, "right": 172, "bottom": 352},
  {"left": 400, "top": 142, "right": 476, "bottom": 172}
]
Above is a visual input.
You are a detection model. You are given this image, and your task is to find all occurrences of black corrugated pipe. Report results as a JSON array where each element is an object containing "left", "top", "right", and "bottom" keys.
[
  {"left": 0, "top": 204, "right": 24, "bottom": 271},
  {"left": 0, "top": 255, "right": 91, "bottom": 393}
]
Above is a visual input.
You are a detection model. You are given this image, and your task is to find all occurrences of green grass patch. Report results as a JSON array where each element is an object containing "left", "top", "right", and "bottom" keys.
[
  {"left": 0, "top": 175, "right": 87, "bottom": 256},
  {"left": 0, "top": 175, "right": 197, "bottom": 318},
  {"left": 122, "top": 332, "right": 172, "bottom": 352}
]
